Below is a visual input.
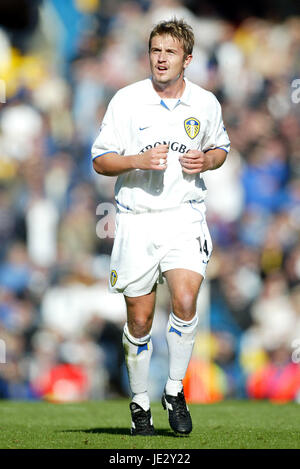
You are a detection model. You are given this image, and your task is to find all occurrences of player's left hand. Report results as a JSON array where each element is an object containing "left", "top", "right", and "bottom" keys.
[{"left": 179, "top": 150, "right": 210, "bottom": 174}]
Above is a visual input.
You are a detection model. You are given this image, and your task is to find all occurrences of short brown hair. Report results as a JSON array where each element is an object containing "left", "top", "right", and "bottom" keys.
[{"left": 149, "top": 18, "right": 194, "bottom": 58}]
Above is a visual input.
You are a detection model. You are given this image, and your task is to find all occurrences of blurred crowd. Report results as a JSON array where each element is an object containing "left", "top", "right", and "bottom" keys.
[{"left": 0, "top": 0, "right": 300, "bottom": 403}]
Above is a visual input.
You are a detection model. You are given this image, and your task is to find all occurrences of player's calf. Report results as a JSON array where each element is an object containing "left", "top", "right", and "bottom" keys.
[{"left": 162, "top": 312, "right": 198, "bottom": 434}]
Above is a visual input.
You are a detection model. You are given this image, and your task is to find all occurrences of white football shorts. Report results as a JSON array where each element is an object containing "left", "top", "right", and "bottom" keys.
[{"left": 109, "top": 201, "right": 212, "bottom": 297}]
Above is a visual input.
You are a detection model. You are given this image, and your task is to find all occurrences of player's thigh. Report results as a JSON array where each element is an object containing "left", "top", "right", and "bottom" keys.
[
  {"left": 164, "top": 268, "right": 203, "bottom": 320},
  {"left": 124, "top": 286, "right": 157, "bottom": 338},
  {"left": 110, "top": 212, "right": 160, "bottom": 296}
]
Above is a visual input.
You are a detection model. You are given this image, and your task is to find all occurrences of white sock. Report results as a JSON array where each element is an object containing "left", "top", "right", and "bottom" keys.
[
  {"left": 132, "top": 392, "right": 150, "bottom": 411},
  {"left": 165, "top": 378, "right": 183, "bottom": 397},
  {"left": 166, "top": 312, "right": 198, "bottom": 395},
  {"left": 122, "top": 323, "right": 153, "bottom": 411}
]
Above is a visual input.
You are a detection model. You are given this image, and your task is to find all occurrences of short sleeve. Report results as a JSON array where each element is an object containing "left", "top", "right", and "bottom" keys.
[
  {"left": 202, "top": 96, "right": 230, "bottom": 154},
  {"left": 91, "top": 95, "right": 126, "bottom": 160}
]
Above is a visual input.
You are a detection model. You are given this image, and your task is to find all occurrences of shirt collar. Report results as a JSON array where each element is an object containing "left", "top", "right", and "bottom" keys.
[
  {"left": 179, "top": 78, "right": 192, "bottom": 105},
  {"left": 145, "top": 77, "right": 192, "bottom": 106}
]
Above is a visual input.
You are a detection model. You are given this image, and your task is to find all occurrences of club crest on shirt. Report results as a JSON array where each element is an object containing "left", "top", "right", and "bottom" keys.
[
  {"left": 184, "top": 118, "right": 200, "bottom": 139},
  {"left": 110, "top": 270, "right": 118, "bottom": 287}
]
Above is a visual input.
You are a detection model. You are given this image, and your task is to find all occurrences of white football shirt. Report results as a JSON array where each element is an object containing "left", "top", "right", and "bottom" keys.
[{"left": 92, "top": 77, "right": 230, "bottom": 213}]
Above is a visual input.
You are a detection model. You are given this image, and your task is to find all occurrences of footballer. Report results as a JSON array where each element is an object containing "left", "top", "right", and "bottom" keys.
[{"left": 92, "top": 19, "right": 230, "bottom": 435}]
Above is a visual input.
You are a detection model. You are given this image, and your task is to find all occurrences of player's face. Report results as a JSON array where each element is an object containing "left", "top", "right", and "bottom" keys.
[{"left": 149, "top": 34, "right": 192, "bottom": 88}]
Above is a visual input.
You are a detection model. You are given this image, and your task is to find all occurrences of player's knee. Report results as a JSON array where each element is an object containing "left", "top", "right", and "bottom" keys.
[
  {"left": 172, "top": 290, "right": 197, "bottom": 320},
  {"left": 127, "top": 316, "right": 152, "bottom": 339}
]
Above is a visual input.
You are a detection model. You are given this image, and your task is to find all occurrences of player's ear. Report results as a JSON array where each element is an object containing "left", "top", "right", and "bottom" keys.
[{"left": 183, "top": 54, "right": 192, "bottom": 69}]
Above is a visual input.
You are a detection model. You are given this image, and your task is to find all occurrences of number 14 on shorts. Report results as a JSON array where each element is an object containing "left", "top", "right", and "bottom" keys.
[{"left": 197, "top": 236, "right": 209, "bottom": 260}]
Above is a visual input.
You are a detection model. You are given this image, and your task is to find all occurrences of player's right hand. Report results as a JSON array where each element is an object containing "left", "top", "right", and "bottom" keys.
[{"left": 136, "top": 144, "right": 168, "bottom": 170}]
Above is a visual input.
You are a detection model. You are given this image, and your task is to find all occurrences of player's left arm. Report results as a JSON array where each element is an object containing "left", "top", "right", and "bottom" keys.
[
  {"left": 180, "top": 93, "right": 230, "bottom": 174},
  {"left": 179, "top": 148, "right": 227, "bottom": 174}
]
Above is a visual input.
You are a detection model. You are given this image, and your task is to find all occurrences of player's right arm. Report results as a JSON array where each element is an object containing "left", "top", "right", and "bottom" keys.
[
  {"left": 93, "top": 145, "right": 168, "bottom": 176},
  {"left": 92, "top": 92, "right": 168, "bottom": 176}
]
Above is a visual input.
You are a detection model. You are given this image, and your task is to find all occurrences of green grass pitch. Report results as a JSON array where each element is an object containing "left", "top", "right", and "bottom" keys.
[{"left": 0, "top": 399, "right": 299, "bottom": 449}]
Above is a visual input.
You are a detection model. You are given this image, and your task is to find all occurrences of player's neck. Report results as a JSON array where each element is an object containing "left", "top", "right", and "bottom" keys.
[{"left": 151, "top": 74, "right": 186, "bottom": 99}]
